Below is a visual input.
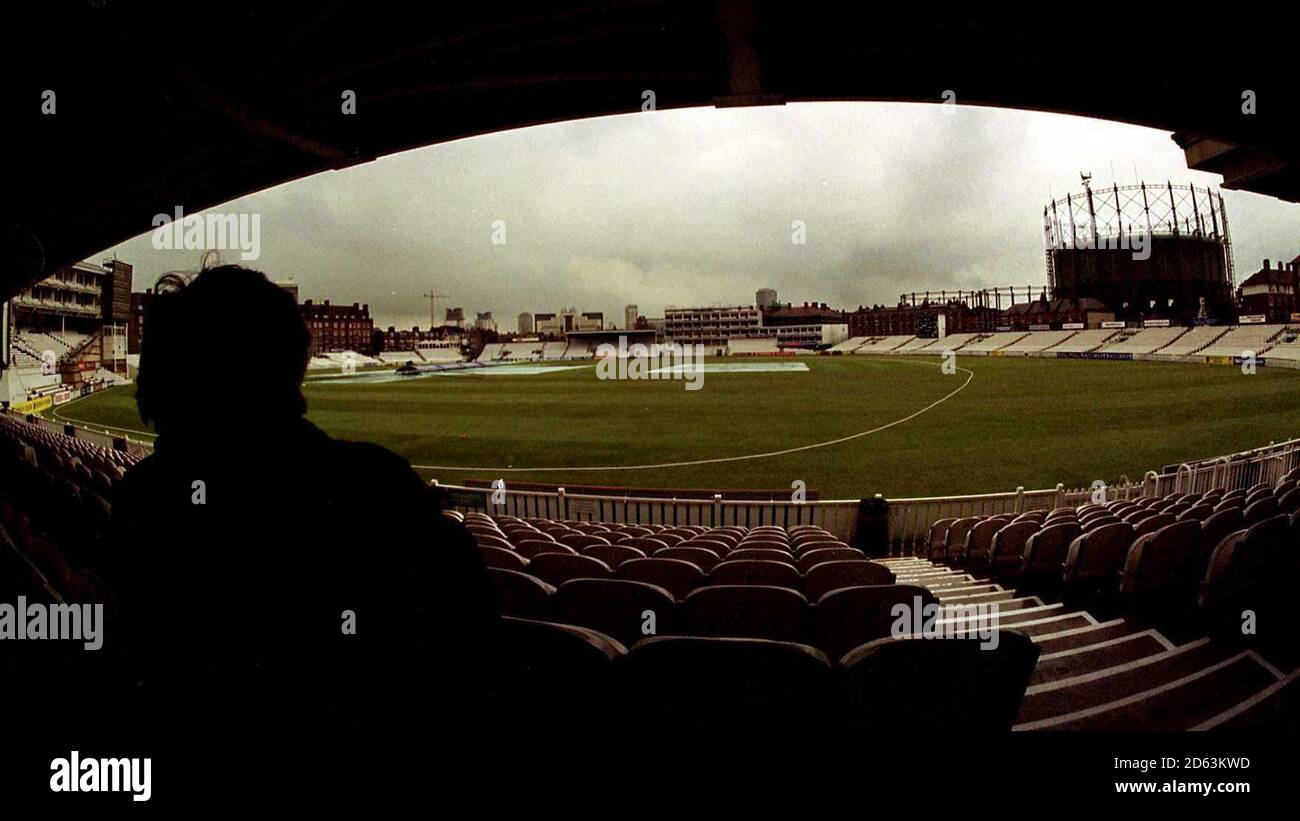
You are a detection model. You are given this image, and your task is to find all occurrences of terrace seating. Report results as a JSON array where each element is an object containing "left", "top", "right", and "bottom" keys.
[
  {"left": 853, "top": 334, "right": 917, "bottom": 353},
  {"left": 1156, "top": 325, "right": 1228, "bottom": 356},
  {"left": 958, "top": 332, "right": 1026, "bottom": 353},
  {"left": 1046, "top": 329, "right": 1120, "bottom": 354},
  {"left": 1196, "top": 324, "right": 1284, "bottom": 359},
  {"left": 1000, "top": 330, "right": 1077, "bottom": 353},
  {"left": 1095, "top": 326, "right": 1188, "bottom": 354}
]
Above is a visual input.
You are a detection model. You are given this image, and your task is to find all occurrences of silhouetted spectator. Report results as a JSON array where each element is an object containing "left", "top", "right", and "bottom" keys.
[{"left": 104, "top": 265, "right": 498, "bottom": 789}]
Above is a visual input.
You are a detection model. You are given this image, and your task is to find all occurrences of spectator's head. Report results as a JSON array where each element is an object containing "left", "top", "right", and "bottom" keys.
[{"left": 137, "top": 265, "right": 309, "bottom": 437}]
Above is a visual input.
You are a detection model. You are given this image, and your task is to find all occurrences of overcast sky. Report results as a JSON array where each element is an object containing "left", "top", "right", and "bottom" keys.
[{"left": 102, "top": 102, "right": 1299, "bottom": 331}]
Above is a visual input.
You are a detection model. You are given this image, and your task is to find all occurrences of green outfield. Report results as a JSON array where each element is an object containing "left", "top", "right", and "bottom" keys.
[{"left": 49, "top": 356, "right": 1300, "bottom": 499}]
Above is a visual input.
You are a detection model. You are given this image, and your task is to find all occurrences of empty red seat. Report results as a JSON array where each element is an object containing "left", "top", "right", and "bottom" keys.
[
  {"left": 487, "top": 567, "right": 554, "bottom": 619},
  {"left": 526, "top": 553, "right": 612, "bottom": 586},
  {"left": 681, "top": 585, "right": 810, "bottom": 643},
  {"left": 942, "top": 517, "right": 981, "bottom": 562},
  {"left": 581, "top": 543, "right": 646, "bottom": 568},
  {"left": 480, "top": 545, "right": 529, "bottom": 570},
  {"left": 1019, "top": 522, "right": 1080, "bottom": 590},
  {"left": 925, "top": 517, "right": 957, "bottom": 560},
  {"left": 710, "top": 560, "right": 802, "bottom": 589},
  {"left": 617, "top": 636, "right": 833, "bottom": 730},
  {"left": 616, "top": 558, "right": 705, "bottom": 600},
  {"left": 727, "top": 548, "right": 795, "bottom": 564},
  {"left": 1118, "top": 520, "right": 1202, "bottom": 613},
  {"left": 963, "top": 518, "right": 1003, "bottom": 567},
  {"left": 813, "top": 583, "right": 938, "bottom": 660},
  {"left": 796, "top": 547, "right": 864, "bottom": 572},
  {"left": 560, "top": 533, "right": 611, "bottom": 550},
  {"left": 1063, "top": 521, "right": 1135, "bottom": 595},
  {"left": 989, "top": 521, "right": 1039, "bottom": 577},
  {"left": 1243, "top": 497, "right": 1279, "bottom": 525},
  {"left": 1176, "top": 504, "right": 1215, "bottom": 523},
  {"left": 803, "top": 560, "right": 893, "bottom": 601},
  {"left": 550, "top": 578, "right": 675, "bottom": 647},
  {"left": 1278, "top": 487, "right": 1300, "bottom": 515},
  {"left": 512, "top": 537, "right": 564, "bottom": 558},
  {"left": 651, "top": 546, "right": 722, "bottom": 572},
  {"left": 1133, "top": 512, "right": 1176, "bottom": 537},
  {"left": 839, "top": 631, "right": 1040, "bottom": 732},
  {"left": 494, "top": 617, "right": 626, "bottom": 721}
]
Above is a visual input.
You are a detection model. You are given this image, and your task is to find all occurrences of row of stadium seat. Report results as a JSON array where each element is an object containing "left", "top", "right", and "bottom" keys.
[
  {"left": 832, "top": 324, "right": 1294, "bottom": 359},
  {"left": 924, "top": 478, "right": 1300, "bottom": 629}
]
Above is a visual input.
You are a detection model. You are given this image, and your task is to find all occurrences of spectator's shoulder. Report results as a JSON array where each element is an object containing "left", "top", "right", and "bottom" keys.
[{"left": 327, "top": 437, "right": 430, "bottom": 498}]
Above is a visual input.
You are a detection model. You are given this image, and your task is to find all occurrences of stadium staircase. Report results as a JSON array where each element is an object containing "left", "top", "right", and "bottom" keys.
[{"left": 878, "top": 556, "right": 1294, "bottom": 730}]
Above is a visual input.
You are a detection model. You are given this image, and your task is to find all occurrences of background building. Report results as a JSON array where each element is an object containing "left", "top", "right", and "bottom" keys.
[
  {"left": 664, "top": 305, "right": 763, "bottom": 347},
  {"left": 1238, "top": 256, "right": 1300, "bottom": 322},
  {"left": 518, "top": 311, "right": 534, "bottom": 335},
  {"left": 756, "top": 288, "right": 779, "bottom": 308},
  {"left": 445, "top": 307, "right": 465, "bottom": 327},
  {"left": 535, "top": 308, "right": 603, "bottom": 335},
  {"left": 624, "top": 304, "right": 638, "bottom": 330},
  {"left": 475, "top": 311, "right": 497, "bottom": 332},
  {"left": 301, "top": 300, "right": 374, "bottom": 354}
]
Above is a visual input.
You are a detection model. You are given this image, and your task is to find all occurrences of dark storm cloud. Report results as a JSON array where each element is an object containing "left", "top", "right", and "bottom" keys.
[{"left": 101, "top": 103, "right": 1299, "bottom": 330}]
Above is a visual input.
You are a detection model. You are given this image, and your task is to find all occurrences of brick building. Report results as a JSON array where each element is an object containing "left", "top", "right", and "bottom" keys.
[{"left": 301, "top": 299, "right": 373, "bottom": 355}]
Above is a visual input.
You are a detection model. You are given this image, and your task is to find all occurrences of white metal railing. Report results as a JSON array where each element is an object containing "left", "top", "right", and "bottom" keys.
[
  {"left": 434, "top": 483, "right": 863, "bottom": 540},
  {"left": 435, "top": 435, "right": 1299, "bottom": 555}
]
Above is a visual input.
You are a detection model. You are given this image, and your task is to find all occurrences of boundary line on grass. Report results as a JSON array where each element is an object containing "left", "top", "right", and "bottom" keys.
[{"left": 410, "top": 356, "right": 975, "bottom": 473}]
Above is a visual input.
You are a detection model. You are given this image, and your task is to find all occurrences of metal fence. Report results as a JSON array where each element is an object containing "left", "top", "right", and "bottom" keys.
[{"left": 437, "top": 434, "right": 1300, "bottom": 553}]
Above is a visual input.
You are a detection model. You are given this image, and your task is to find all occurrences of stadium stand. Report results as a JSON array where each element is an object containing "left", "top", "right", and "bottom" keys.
[
  {"left": 892, "top": 336, "right": 942, "bottom": 353},
  {"left": 1154, "top": 325, "right": 1230, "bottom": 357},
  {"left": 1265, "top": 327, "right": 1300, "bottom": 361},
  {"left": 1196, "top": 324, "right": 1286, "bottom": 358},
  {"left": 563, "top": 338, "right": 593, "bottom": 358},
  {"left": 958, "top": 331, "right": 1028, "bottom": 353},
  {"left": 1042, "top": 328, "right": 1121, "bottom": 353},
  {"left": 378, "top": 351, "right": 418, "bottom": 364},
  {"left": 541, "top": 341, "right": 568, "bottom": 360},
  {"left": 475, "top": 342, "right": 505, "bottom": 362},
  {"left": 6, "top": 399, "right": 1298, "bottom": 736},
  {"left": 501, "top": 341, "right": 544, "bottom": 360},
  {"left": 999, "top": 329, "right": 1078, "bottom": 353},
  {"left": 851, "top": 335, "right": 915, "bottom": 353},
  {"left": 323, "top": 351, "right": 382, "bottom": 367},
  {"left": 1095, "top": 326, "right": 1188, "bottom": 354},
  {"left": 828, "top": 336, "right": 869, "bottom": 353},
  {"left": 933, "top": 332, "right": 981, "bottom": 351}
]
